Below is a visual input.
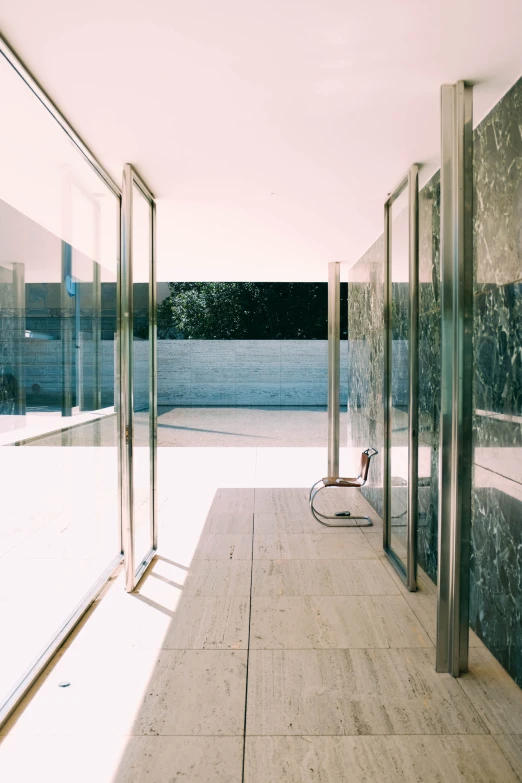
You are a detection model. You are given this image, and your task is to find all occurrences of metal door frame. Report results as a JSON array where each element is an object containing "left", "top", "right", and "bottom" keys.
[
  {"left": 383, "top": 164, "right": 419, "bottom": 591},
  {"left": 120, "top": 164, "right": 157, "bottom": 592}
]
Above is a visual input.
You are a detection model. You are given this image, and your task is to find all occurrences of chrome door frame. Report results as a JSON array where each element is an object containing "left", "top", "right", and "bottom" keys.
[
  {"left": 383, "top": 164, "right": 419, "bottom": 591},
  {"left": 120, "top": 164, "right": 157, "bottom": 592}
]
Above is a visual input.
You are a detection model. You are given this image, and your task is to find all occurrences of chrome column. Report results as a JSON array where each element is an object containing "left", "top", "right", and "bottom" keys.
[
  {"left": 327, "top": 261, "right": 341, "bottom": 477},
  {"left": 12, "top": 262, "right": 26, "bottom": 416},
  {"left": 120, "top": 164, "right": 135, "bottom": 592},
  {"left": 407, "top": 164, "right": 419, "bottom": 591},
  {"left": 120, "top": 164, "right": 158, "bottom": 592},
  {"left": 150, "top": 199, "right": 158, "bottom": 551},
  {"left": 436, "top": 82, "right": 474, "bottom": 676}
]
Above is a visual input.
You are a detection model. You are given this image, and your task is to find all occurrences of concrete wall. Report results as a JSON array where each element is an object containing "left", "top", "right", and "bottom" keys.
[
  {"left": 20, "top": 338, "right": 411, "bottom": 410},
  {"left": 157, "top": 340, "right": 348, "bottom": 407}
]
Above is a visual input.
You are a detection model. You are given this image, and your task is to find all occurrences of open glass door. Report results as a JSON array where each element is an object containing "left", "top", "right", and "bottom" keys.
[
  {"left": 121, "top": 164, "right": 157, "bottom": 592},
  {"left": 384, "top": 165, "right": 419, "bottom": 591}
]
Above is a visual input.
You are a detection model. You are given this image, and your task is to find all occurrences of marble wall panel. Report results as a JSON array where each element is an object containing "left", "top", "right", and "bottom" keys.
[
  {"left": 347, "top": 235, "right": 385, "bottom": 515},
  {"left": 471, "top": 76, "right": 522, "bottom": 686}
]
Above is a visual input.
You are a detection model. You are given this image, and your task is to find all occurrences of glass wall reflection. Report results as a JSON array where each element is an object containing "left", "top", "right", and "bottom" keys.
[
  {"left": 0, "top": 52, "right": 119, "bottom": 710},
  {"left": 389, "top": 199, "right": 410, "bottom": 568},
  {"left": 132, "top": 184, "right": 153, "bottom": 568}
]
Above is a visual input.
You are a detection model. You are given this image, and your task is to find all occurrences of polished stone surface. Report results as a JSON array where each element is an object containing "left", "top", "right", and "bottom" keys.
[
  {"left": 246, "top": 648, "right": 487, "bottom": 735},
  {"left": 194, "top": 533, "right": 253, "bottom": 559},
  {"left": 494, "top": 734, "right": 522, "bottom": 780},
  {"left": 250, "top": 595, "right": 433, "bottom": 649},
  {"left": 182, "top": 560, "right": 252, "bottom": 596},
  {"left": 253, "top": 532, "right": 376, "bottom": 559},
  {"left": 133, "top": 649, "right": 247, "bottom": 736},
  {"left": 348, "top": 75, "right": 522, "bottom": 690},
  {"left": 0, "top": 736, "right": 244, "bottom": 783},
  {"left": 245, "top": 735, "right": 519, "bottom": 783},
  {"left": 457, "top": 646, "right": 522, "bottom": 735},
  {"left": 162, "top": 596, "right": 249, "bottom": 649},
  {"left": 252, "top": 559, "right": 399, "bottom": 596},
  {"left": 2, "top": 484, "right": 521, "bottom": 782},
  {"left": 471, "top": 77, "right": 522, "bottom": 687}
]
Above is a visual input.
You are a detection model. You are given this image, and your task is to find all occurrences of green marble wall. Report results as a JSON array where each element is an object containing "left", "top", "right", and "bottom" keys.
[
  {"left": 348, "top": 76, "right": 522, "bottom": 686},
  {"left": 471, "top": 78, "right": 522, "bottom": 685}
]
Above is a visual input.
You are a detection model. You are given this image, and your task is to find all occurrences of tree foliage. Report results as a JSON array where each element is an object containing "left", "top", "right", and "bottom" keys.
[{"left": 158, "top": 282, "right": 348, "bottom": 340}]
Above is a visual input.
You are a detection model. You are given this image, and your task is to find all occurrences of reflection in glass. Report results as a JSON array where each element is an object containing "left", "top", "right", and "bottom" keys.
[
  {"left": 0, "top": 51, "right": 119, "bottom": 712},
  {"left": 389, "top": 200, "right": 409, "bottom": 568},
  {"left": 132, "top": 184, "right": 153, "bottom": 568}
]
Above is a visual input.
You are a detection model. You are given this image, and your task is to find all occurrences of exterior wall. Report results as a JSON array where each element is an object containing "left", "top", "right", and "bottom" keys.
[
  {"left": 157, "top": 340, "right": 348, "bottom": 407},
  {"left": 348, "top": 76, "right": 522, "bottom": 687},
  {"left": 471, "top": 79, "right": 522, "bottom": 686}
]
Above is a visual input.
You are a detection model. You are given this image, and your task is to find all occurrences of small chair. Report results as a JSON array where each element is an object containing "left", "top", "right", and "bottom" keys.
[{"left": 309, "top": 447, "right": 379, "bottom": 527}]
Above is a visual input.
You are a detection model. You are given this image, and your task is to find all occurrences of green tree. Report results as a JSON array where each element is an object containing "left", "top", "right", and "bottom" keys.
[{"left": 158, "top": 282, "right": 348, "bottom": 340}]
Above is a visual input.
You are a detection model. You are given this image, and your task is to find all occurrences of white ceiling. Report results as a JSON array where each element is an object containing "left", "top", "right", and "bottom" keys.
[{"left": 2, "top": 0, "right": 522, "bottom": 281}]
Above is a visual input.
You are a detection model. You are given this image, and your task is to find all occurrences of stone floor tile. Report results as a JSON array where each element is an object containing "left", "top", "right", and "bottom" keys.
[
  {"left": 493, "top": 735, "right": 522, "bottom": 780},
  {"left": 162, "top": 596, "right": 249, "bottom": 649},
  {"left": 252, "top": 559, "right": 399, "bottom": 596},
  {"left": 253, "top": 532, "right": 376, "bottom": 560},
  {"left": 194, "top": 534, "right": 253, "bottom": 559},
  {"left": 246, "top": 648, "right": 487, "bottom": 735},
  {"left": 250, "top": 595, "right": 433, "bottom": 649},
  {"left": 183, "top": 560, "right": 252, "bottom": 596},
  {"left": 0, "top": 735, "right": 243, "bottom": 783},
  {"left": 134, "top": 649, "right": 247, "bottom": 736},
  {"left": 204, "top": 511, "right": 253, "bottom": 534},
  {"left": 244, "top": 735, "right": 519, "bottom": 783},
  {"left": 457, "top": 647, "right": 522, "bottom": 734}
]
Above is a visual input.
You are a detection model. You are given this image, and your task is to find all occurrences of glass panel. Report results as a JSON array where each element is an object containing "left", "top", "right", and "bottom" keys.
[
  {"left": 132, "top": 184, "right": 152, "bottom": 569},
  {"left": 389, "top": 197, "right": 409, "bottom": 569},
  {"left": 0, "top": 52, "right": 119, "bottom": 709},
  {"left": 417, "top": 171, "right": 441, "bottom": 584}
]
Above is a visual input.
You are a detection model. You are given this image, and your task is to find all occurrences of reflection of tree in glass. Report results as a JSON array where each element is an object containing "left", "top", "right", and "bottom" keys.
[{"left": 391, "top": 285, "right": 409, "bottom": 341}]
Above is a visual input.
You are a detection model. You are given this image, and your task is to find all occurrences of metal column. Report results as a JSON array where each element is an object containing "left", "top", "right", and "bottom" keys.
[
  {"left": 436, "top": 81, "right": 474, "bottom": 676},
  {"left": 327, "top": 261, "right": 341, "bottom": 477},
  {"left": 12, "top": 262, "right": 26, "bottom": 415},
  {"left": 120, "top": 164, "right": 135, "bottom": 593},
  {"left": 407, "top": 165, "right": 419, "bottom": 591}
]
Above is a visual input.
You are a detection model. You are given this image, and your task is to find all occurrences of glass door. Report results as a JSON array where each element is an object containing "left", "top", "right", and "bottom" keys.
[
  {"left": 384, "top": 165, "right": 419, "bottom": 591},
  {"left": 121, "top": 165, "right": 157, "bottom": 592}
]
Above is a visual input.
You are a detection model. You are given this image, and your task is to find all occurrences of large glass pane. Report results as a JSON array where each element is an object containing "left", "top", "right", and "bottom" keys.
[
  {"left": 132, "top": 184, "right": 152, "bottom": 568},
  {"left": 389, "top": 198, "right": 409, "bottom": 568},
  {"left": 0, "top": 51, "right": 119, "bottom": 710},
  {"left": 417, "top": 171, "right": 441, "bottom": 584}
]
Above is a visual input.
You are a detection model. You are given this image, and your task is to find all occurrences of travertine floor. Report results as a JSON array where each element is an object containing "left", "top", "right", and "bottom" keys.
[{"left": 1, "top": 484, "right": 521, "bottom": 782}]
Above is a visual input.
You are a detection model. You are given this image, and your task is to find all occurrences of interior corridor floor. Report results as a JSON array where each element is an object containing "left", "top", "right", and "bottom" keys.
[{"left": 1, "top": 480, "right": 522, "bottom": 781}]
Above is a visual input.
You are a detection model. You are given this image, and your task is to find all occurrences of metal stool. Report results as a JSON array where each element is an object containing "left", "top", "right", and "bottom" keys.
[{"left": 309, "top": 447, "right": 379, "bottom": 527}]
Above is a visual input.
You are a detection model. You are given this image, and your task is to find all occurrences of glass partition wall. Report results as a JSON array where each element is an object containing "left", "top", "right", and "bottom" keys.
[
  {"left": 384, "top": 165, "right": 419, "bottom": 590},
  {"left": 0, "top": 41, "right": 157, "bottom": 726},
  {"left": 120, "top": 165, "right": 157, "bottom": 592}
]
